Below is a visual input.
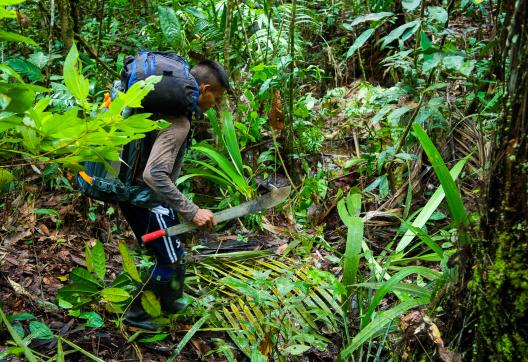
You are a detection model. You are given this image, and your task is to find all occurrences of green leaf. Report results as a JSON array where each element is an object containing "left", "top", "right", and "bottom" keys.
[
  {"left": 422, "top": 52, "right": 443, "bottom": 74},
  {"left": 141, "top": 290, "right": 161, "bottom": 318},
  {"left": 413, "top": 124, "right": 466, "bottom": 226},
  {"left": 28, "top": 52, "right": 49, "bottom": 69},
  {"left": 7, "top": 59, "right": 44, "bottom": 82},
  {"left": 100, "top": 287, "right": 130, "bottom": 302},
  {"left": 340, "top": 297, "right": 429, "bottom": 358},
  {"left": 0, "top": 30, "right": 37, "bottom": 46},
  {"left": 0, "top": 7, "right": 15, "bottom": 18},
  {"left": 9, "top": 313, "right": 36, "bottom": 322},
  {"left": 381, "top": 19, "right": 421, "bottom": 48},
  {"left": 222, "top": 111, "right": 244, "bottom": 178},
  {"left": 79, "top": 311, "right": 104, "bottom": 328},
  {"left": 92, "top": 240, "right": 106, "bottom": 281},
  {"left": 85, "top": 243, "right": 93, "bottom": 274},
  {"left": 346, "top": 28, "right": 375, "bottom": 59},
  {"left": 340, "top": 190, "right": 364, "bottom": 307},
  {"left": 63, "top": 43, "right": 89, "bottom": 101},
  {"left": 0, "top": 83, "right": 35, "bottom": 113},
  {"left": 420, "top": 31, "right": 432, "bottom": 53},
  {"left": 28, "top": 321, "right": 53, "bottom": 340},
  {"left": 118, "top": 241, "right": 141, "bottom": 283},
  {"left": 350, "top": 12, "right": 394, "bottom": 26},
  {"left": 282, "top": 344, "right": 311, "bottom": 355},
  {"left": 34, "top": 208, "right": 59, "bottom": 216},
  {"left": 403, "top": 0, "right": 421, "bottom": 11},
  {"left": 427, "top": 6, "right": 448, "bottom": 25},
  {"left": 0, "top": 168, "right": 14, "bottom": 192},
  {"left": 362, "top": 266, "right": 441, "bottom": 325},
  {"left": 0, "top": 0, "right": 28, "bottom": 5},
  {"left": 138, "top": 333, "right": 169, "bottom": 343},
  {"left": 0, "top": 306, "right": 38, "bottom": 362},
  {"left": 396, "top": 157, "right": 468, "bottom": 252},
  {"left": 71, "top": 267, "right": 102, "bottom": 288},
  {"left": 158, "top": 5, "right": 186, "bottom": 52}
]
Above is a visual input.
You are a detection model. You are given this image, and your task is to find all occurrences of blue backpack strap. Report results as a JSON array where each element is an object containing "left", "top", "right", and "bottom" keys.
[{"left": 127, "top": 59, "right": 137, "bottom": 89}]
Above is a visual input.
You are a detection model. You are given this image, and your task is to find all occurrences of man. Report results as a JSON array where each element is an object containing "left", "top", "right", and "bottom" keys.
[{"left": 120, "top": 58, "right": 230, "bottom": 329}]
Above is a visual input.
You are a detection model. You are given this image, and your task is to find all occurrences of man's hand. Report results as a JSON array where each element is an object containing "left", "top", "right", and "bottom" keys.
[{"left": 192, "top": 209, "right": 216, "bottom": 228}]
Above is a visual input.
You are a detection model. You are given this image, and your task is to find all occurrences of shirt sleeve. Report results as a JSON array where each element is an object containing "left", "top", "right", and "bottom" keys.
[{"left": 142, "top": 116, "right": 199, "bottom": 221}]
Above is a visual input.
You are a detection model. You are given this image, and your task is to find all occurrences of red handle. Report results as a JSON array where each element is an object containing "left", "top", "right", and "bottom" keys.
[{"left": 141, "top": 229, "right": 167, "bottom": 243}]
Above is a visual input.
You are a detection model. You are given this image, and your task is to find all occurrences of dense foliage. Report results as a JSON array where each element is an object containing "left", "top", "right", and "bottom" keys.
[{"left": 0, "top": 0, "right": 523, "bottom": 360}]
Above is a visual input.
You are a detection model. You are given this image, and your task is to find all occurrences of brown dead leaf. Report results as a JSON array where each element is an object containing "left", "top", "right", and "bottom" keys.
[
  {"left": 2, "top": 229, "right": 32, "bottom": 246},
  {"left": 269, "top": 90, "right": 284, "bottom": 131},
  {"left": 275, "top": 243, "right": 288, "bottom": 254},
  {"left": 38, "top": 224, "right": 50, "bottom": 236},
  {"left": 258, "top": 333, "right": 272, "bottom": 360}
]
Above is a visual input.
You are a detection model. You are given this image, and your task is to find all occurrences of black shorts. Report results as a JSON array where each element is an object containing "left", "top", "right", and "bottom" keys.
[{"left": 119, "top": 202, "right": 184, "bottom": 264}]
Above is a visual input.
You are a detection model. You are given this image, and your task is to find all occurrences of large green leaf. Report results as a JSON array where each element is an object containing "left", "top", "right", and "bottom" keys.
[
  {"left": 63, "top": 43, "right": 89, "bottom": 101},
  {"left": 413, "top": 123, "right": 466, "bottom": 226},
  {"left": 350, "top": 12, "right": 394, "bottom": 26},
  {"left": 346, "top": 28, "right": 375, "bottom": 59},
  {"left": 222, "top": 111, "right": 244, "bottom": 177},
  {"left": 0, "top": 30, "right": 37, "bottom": 46},
  {"left": 118, "top": 241, "right": 141, "bottom": 283},
  {"left": 71, "top": 267, "right": 102, "bottom": 288},
  {"left": 100, "top": 287, "right": 130, "bottom": 302},
  {"left": 158, "top": 5, "right": 186, "bottom": 52},
  {"left": 92, "top": 240, "right": 106, "bottom": 281},
  {"left": 0, "top": 83, "right": 35, "bottom": 113},
  {"left": 380, "top": 19, "right": 421, "bottom": 48},
  {"left": 141, "top": 290, "right": 161, "bottom": 318},
  {"left": 7, "top": 58, "right": 44, "bottom": 82}
]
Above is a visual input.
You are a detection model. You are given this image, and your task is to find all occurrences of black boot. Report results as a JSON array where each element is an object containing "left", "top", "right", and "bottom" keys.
[
  {"left": 123, "top": 281, "right": 160, "bottom": 331},
  {"left": 154, "top": 262, "right": 187, "bottom": 314}
]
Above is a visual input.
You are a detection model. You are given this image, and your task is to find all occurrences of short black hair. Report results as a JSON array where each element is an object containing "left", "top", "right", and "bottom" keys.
[{"left": 191, "top": 60, "right": 231, "bottom": 93}]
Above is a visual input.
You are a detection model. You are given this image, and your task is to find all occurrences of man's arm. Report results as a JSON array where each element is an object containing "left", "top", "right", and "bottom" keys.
[{"left": 142, "top": 117, "right": 199, "bottom": 221}]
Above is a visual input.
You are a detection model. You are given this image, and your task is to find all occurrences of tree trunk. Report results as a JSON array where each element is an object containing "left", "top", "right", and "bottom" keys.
[
  {"left": 476, "top": 0, "right": 528, "bottom": 358},
  {"left": 56, "top": 0, "right": 74, "bottom": 50}
]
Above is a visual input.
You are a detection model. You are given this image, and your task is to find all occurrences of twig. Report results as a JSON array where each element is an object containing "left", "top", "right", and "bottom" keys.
[
  {"left": 271, "top": 130, "right": 298, "bottom": 192},
  {"left": 75, "top": 33, "right": 117, "bottom": 77}
]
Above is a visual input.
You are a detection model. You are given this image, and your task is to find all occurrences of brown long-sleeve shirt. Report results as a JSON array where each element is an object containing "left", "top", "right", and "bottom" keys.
[{"left": 142, "top": 116, "right": 199, "bottom": 221}]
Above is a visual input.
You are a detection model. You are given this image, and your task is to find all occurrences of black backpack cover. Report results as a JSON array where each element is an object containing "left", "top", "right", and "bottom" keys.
[{"left": 121, "top": 51, "right": 199, "bottom": 116}]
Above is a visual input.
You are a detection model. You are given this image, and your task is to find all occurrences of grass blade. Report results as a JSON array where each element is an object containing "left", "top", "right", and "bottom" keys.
[
  {"left": 396, "top": 156, "right": 468, "bottom": 253},
  {"left": 61, "top": 337, "right": 105, "bottom": 362},
  {"left": 362, "top": 266, "right": 441, "bottom": 326},
  {"left": 168, "top": 314, "right": 209, "bottom": 361},
  {"left": 340, "top": 297, "right": 429, "bottom": 359}
]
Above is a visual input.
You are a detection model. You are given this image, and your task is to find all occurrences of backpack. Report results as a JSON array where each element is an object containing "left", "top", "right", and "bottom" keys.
[{"left": 77, "top": 51, "right": 199, "bottom": 206}]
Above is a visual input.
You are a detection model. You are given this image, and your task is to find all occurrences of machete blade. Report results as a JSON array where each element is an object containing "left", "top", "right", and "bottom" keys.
[{"left": 142, "top": 186, "right": 291, "bottom": 241}]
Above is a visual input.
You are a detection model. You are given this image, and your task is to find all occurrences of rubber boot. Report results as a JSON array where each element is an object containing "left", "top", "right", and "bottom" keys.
[
  {"left": 123, "top": 281, "right": 160, "bottom": 331},
  {"left": 155, "top": 262, "right": 186, "bottom": 314}
]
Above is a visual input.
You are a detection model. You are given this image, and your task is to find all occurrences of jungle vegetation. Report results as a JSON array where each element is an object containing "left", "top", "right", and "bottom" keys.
[{"left": 0, "top": 0, "right": 526, "bottom": 360}]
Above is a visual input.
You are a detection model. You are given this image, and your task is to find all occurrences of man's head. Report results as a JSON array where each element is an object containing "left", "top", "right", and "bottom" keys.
[{"left": 190, "top": 60, "right": 230, "bottom": 111}]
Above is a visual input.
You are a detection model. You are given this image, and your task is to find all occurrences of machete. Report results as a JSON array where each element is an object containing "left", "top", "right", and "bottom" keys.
[{"left": 141, "top": 186, "right": 291, "bottom": 243}]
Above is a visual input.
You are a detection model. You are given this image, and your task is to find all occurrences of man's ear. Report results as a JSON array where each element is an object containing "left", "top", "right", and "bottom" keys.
[{"left": 199, "top": 84, "right": 210, "bottom": 94}]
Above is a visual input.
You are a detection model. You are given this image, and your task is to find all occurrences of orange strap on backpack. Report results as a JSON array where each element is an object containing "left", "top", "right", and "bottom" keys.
[{"left": 78, "top": 171, "right": 93, "bottom": 185}]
